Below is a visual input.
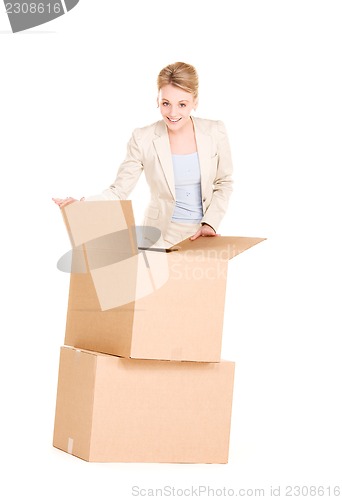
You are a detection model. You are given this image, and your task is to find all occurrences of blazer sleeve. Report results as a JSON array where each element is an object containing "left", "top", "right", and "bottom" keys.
[
  {"left": 84, "top": 129, "right": 144, "bottom": 201},
  {"left": 201, "top": 120, "right": 233, "bottom": 231}
]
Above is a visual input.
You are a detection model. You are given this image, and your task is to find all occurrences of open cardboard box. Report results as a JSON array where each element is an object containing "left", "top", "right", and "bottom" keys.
[
  {"left": 60, "top": 201, "right": 265, "bottom": 362},
  {"left": 53, "top": 346, "right": 235, "bottom": 463}
]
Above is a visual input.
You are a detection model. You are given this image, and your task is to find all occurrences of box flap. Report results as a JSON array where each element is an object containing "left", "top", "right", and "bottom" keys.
[
  {"left": 61, "top": 200, "right": 137, "bottom": 250},
  {"left": 169, "top": 235, "right": 266, "bottom": 260}
]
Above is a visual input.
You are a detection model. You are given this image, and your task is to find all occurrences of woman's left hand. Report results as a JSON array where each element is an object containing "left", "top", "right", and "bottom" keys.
[
  {"left": 190, "top": 224, "right": 218, "bottom": 241},
  {"left": 52, "top": 197, "right": 84, "bottom": 208}
]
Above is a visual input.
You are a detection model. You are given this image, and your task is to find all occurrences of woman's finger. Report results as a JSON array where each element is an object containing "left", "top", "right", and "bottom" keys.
[{"left": 189, "top": 229, "right": 202, "bottom": 241}]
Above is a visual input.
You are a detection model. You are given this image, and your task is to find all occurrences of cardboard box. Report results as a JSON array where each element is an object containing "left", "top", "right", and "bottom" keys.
[
  {"left": 53, "top": 346, "right": 235, "bottom": 463},
  {"left": 60, "top": 201, "right": 265, "bottom": 362}
]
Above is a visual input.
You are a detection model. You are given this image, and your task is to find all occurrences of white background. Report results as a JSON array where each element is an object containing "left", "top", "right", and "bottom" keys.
[{"left": 1, "top": 1, "right": 342, "bottom": 499}]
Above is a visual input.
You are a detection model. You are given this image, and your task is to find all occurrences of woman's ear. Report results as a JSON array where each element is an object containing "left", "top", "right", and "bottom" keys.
[{"left": 193, "top": 97, "right": 199, "bottom": 111}]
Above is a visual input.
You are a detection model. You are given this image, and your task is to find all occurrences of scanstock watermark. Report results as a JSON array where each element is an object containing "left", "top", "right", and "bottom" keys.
[
  {"left": 3, "top": 0, "right": 79, "bottom": 33},
  {"left": 131, "top": 485, "right": 266, "bottom": 497},
  {"left": 131, "top": 484, "right": 342, "bottom": 497},
  {"left": 56, "top": 226, "right": 235, "bottom": 309}
]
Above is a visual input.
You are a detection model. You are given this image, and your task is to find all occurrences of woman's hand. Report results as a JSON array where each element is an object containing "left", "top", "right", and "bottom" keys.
[
  {"left": 190, "top": 224, "right": 218, "bottom": 241},
  {"left": 52, "top": 197, "right": 84, "bottom": 208}
]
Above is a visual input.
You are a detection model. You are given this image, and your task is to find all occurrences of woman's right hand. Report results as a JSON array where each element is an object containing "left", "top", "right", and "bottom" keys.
[{"left": 52, "top": 197, "right": 84, "bottom": 208}]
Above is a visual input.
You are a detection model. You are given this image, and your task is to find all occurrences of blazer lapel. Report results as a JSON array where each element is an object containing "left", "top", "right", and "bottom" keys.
[
  {"left": 192, "top": 117, "right": 212, "bottom": 198},
  {"left": 153, "top": 121, "right": 176, "bottom": 200}
]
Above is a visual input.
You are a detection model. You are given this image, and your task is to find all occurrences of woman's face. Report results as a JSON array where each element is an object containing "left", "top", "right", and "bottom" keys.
[{"left": 158, "top": 84, "right": 197, "bottom": 132}]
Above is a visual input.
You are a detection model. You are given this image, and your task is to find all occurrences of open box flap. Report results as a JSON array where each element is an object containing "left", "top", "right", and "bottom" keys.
[
  {"left": 62, "top": 200, "right": 137, "bottom": 250},
  {"left": 170, "top": 235, "right": 266, "bottom": 260}
]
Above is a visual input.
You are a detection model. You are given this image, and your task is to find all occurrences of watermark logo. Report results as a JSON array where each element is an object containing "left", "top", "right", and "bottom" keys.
[
  {"left": 57, "top": 227, "right": 237, "bottom": 309},
  {"left": 4, "top": 0, "right": 79, "bottom": 33},
  {"left": 57, "top": 226, "right": 171, "bottom": 311}
]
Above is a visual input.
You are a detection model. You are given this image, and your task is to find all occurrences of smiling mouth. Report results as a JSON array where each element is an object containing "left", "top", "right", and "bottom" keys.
[{"left": 167, "top": 117, "right": 182, "bottom": 123}]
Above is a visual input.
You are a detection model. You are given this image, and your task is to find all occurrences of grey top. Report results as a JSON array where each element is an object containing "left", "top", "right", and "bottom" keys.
[{"left": 171, "top": 152, "right": 204, "bottom": 223}]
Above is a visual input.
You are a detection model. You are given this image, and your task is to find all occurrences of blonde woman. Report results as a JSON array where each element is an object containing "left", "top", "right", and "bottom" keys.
[{"left": 53, "top": 62, "right": 233, "bottom": 247}]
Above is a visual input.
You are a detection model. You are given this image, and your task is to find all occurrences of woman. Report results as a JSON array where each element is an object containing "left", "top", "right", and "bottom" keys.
[{"left": 53, "top": 62, "right": 233, "bottom": 247}]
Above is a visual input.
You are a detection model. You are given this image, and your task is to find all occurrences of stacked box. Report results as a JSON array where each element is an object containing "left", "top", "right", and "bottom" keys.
[
  {"left": 53, "top": 201, "right": 265, "bottom": 463},
  {"left": 53, "top": 346, "right": 235, "bottom": 463}
]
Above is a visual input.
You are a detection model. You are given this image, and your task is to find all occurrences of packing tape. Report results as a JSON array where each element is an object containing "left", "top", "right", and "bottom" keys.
[
  {"left": 141, "top": 251, "right": 157, "bottom": 292},
  {"left": 67, "top": 437, "right": 74, "bottom": 454},
  {"left": 171, "top": 347, "right": 183, "bottom": 361}
]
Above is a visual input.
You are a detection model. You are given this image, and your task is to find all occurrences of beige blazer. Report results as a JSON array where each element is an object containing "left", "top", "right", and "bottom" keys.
[{"left": 86, "top": 116, "right": 233, "bottom": 237}]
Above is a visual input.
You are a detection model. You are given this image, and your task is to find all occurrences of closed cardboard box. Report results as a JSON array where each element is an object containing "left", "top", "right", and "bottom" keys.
[
  {"left": 53, "top": 346, "right": 235, "bottom": 463},
  {"left": 60, "top": 201, "right": 264, "bottom": 361}
]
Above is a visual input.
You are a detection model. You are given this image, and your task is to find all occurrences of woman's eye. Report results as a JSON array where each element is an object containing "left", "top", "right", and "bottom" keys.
[
  {"left": 162, "top": 102, "right": 169, "bottom": 106},
  {"left": 179, "top": 103, "right": 186, "bottom": 108}
]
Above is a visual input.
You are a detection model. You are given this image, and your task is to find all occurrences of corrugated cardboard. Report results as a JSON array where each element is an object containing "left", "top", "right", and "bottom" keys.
[
  {"left": 61, "top": 201, "right": 265, "bottom": 362},
  {"left": 53, "top": 346, "right": 235, "bottom": 463}
]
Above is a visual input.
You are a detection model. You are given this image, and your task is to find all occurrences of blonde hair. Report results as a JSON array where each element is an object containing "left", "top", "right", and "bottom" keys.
[{"left": 157, "top": 62, "right": 199, "bottom": 100}]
